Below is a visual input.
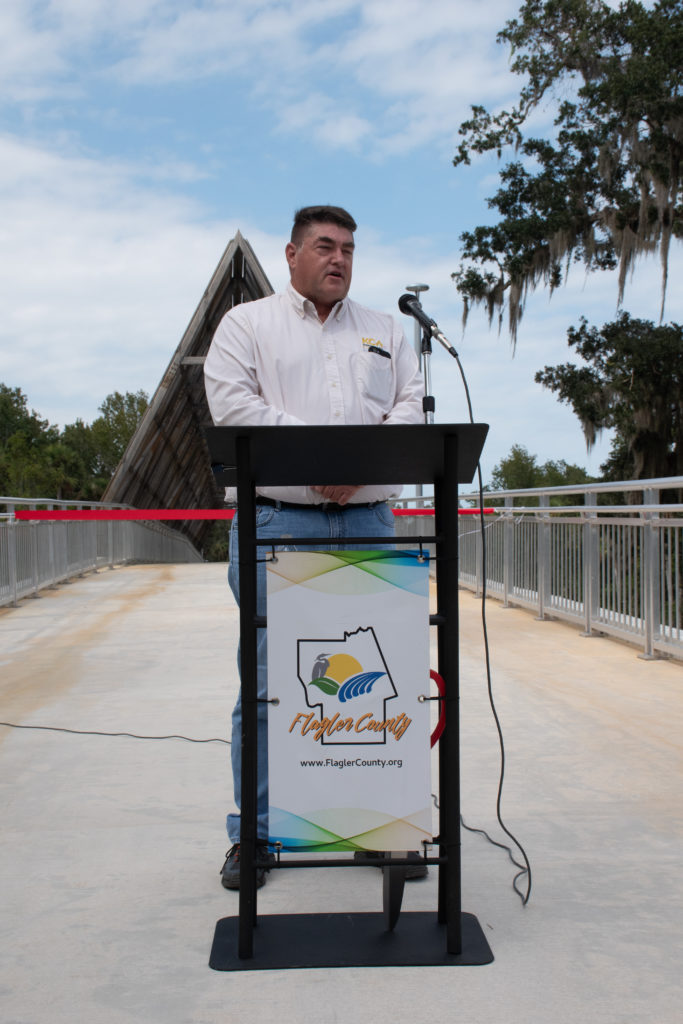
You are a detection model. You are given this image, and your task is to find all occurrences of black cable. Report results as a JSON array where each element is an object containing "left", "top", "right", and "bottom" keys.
[
  {"left": 452, "top": 349, "right": 532, "bottom": 906},
  {"left": 461, "top": 812, "right": 530, "bottom": 901},
  {"left": 0, "top": 722, "right": 229, "bottom": 744},
  {"left": 431, "top": 786, "right": 529, "bottom": 900},
  {"left": 476, "top": 462, "right": 532, "bottom": 904}
]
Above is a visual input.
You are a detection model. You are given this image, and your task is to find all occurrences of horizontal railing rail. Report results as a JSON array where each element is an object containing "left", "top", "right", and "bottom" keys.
[{"left": 0, "top": 497, "right": 203, "bottom": 608}]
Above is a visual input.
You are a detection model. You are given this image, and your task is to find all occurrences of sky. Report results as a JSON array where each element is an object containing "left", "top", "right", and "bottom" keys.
[{"left": 1, "top": 0, "right": 680, "bottom": 486}]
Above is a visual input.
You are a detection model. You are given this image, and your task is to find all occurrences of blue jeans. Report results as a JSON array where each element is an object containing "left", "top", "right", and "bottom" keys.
[{"left": 226, "top": 501, "right": 396, "bottom": 843}]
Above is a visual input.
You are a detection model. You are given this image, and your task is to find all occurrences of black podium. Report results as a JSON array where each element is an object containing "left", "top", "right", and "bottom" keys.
[{"left": 206, "top": 423, "right": 492, "bottom": 969}]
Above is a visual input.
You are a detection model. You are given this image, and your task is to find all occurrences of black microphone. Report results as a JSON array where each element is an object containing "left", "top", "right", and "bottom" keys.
[{"left": 398, "top": 294, "right": 457, "bottom": 357}]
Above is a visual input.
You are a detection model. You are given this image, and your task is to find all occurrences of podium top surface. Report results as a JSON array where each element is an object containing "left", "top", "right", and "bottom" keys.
[{"left": 206, "top": 423, "right": 488, "bottom": 486}]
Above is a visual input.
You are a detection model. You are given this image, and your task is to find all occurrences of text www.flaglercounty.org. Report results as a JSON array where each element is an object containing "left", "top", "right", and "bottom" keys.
[{"left": 299, "top": 757, "right": 403, "bottom": 769}]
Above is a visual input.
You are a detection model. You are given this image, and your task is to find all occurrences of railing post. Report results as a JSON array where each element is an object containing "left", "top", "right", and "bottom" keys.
[
  {"left": 78, "top": 517, "right": 88, "bottom": 576},
  {"left": 89, "top": 517, "right": 98, "bottom": 573},
  {"left": 30, "top": 507, "right": 40, "bottom": 598},
  {"left": 108, "top": 520, "right": 115, "bottom": 569},
  {"left": 503, "top": 497, "right": 513, "bottom": 607},
  {"left": 582, "top": 493, "right": 599, "bottom": 636},
  {"left": 536, "top": 495, "right": 550, "bottom": 620},
  {"left": 640, "top": 487, "right": 659, "bottom": 659},
  {"left": 8, "top": 518, "right": 19, "bottom": 607},
  {"left": 47, "top": 503, "right": 57, "bottom": 588}
]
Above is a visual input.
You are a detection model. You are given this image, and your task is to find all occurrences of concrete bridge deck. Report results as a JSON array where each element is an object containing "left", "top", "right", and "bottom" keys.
[{"left": 1, "top": 562, "right": 681, "bottom": 1024}]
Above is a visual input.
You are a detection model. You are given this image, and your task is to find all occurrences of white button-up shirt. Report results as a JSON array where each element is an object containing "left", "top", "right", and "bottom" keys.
[{"left": 204, "top": 283, "right": 424, "bottom": 504}]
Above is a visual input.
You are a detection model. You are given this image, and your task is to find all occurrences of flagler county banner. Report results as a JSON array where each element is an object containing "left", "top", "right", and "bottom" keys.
[{"left": 266, "top": 550, "right": 432, "bottom": 852}]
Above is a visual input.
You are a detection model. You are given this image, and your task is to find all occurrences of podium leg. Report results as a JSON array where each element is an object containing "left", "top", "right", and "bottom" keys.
[
  {"left": 435, "top": 434, "right": 462, "bottom": 955},
  {"left": 236, "top": 437, "right": 259, "bottom": 958}
]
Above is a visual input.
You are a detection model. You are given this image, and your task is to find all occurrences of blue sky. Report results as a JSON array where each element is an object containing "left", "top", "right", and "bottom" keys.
[{"left": 1, "top": 0, "right": 680, "bottom": 485}]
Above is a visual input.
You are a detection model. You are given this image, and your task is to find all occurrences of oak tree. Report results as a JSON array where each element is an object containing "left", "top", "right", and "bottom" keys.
[
  {"left": 453, "top": 0, "right": 683, "bottom": 342},
  {"left": 535, "top": 314, "right": 683, "bottom": 480}
]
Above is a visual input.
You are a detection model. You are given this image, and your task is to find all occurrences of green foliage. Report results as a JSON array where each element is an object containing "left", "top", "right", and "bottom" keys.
[
  {"left": 535, "top": 314, "right": 683, "bottom": 480},
  {"left": 453, "top": 0, "right": 683, "bottom": 341},
  {"left": 0, "top": 384, "right": 149, "bottom": 500},
  {"left": 202, "top": 520, "right": 232, "bottom": 562},
  {"left": 59, "top": 419, "right": 108, "bottom": 497},
  {"left": 0, "top": 385, "right": 58, "bottom": 496},
  {"left": 598, "top": 436, "right": 636, "bottom": 483},
  {"left": 490, "top": 444, "right": 540, "bottom": 491},
  {"left": 89, "top": 390, "right": 149, "bottom": 478},
  {"left": 489, "top": 443, "right": 592, "bottom": 504},
  {"left": 0, "top": 384, "right": 57, "bottom": 449}
]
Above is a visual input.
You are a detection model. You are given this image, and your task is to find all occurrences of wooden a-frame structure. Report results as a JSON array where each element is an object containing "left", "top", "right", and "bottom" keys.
[{"left": 103, "top": 232, "right": 273, "bottom": 551}]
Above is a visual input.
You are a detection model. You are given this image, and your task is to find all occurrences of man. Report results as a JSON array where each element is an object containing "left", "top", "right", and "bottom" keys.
[{"left": 204, "top": 205, "right": 425, "bottom": 888}]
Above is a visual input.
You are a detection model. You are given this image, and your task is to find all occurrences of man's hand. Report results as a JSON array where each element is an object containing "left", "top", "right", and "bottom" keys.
[{"left": 311, "top": 485, "right": 362, "bottom": 505}]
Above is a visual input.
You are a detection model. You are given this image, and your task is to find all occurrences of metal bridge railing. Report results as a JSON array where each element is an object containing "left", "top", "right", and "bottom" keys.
[
  {"left": 5, "top": 482, "right": 683, "bottom": 660},
  {"left": 0, "top": 497, "right": 203, "bottom": 608},
  {"left": 451, "top": 477, "right": 683, "bottom": 661}
]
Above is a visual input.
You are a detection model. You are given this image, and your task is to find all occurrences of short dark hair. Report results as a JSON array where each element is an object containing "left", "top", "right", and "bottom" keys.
[{"left": 291, "top": 205, "right": 357, "bottom": 245}]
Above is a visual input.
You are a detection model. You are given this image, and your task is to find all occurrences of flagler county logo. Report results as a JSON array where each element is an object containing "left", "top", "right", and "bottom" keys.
[
  {"left": 309, "top": 652, "right": 386, "bottom": 702},
  {"left": 293, "top": 626, "right": 412, "bottom": 746}
]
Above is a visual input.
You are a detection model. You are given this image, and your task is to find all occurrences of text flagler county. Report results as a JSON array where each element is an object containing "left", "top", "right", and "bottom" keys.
[{"left": 288, "top": 710, "right": 412, "bottom": 743}]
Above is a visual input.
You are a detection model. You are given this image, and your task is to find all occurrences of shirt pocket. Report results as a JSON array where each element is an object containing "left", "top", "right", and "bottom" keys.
[{"left": 355, "top": 349, "right": 394, "bottom": 410}]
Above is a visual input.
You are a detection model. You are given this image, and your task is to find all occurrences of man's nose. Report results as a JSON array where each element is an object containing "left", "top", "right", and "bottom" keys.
[{"left": 329, "top": 245, "right": 348, "bottom": 264}]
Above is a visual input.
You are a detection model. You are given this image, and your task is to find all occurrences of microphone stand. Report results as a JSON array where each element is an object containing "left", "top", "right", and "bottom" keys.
[{"left": 420, "top": 326, "right": 436, "bottom": 425}]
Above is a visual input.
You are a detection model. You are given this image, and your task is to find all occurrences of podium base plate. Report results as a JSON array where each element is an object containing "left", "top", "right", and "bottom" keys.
[{"left": 209, "top": 911, "right": 493, "bottom": 971}]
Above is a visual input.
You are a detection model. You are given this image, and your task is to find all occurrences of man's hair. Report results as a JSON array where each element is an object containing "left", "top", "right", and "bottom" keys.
[{"left": 290, "top": 205, "right": 357, "bottom": 245}]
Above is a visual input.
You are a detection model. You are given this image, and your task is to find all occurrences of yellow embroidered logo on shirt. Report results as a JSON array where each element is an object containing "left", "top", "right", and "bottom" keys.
[{"left": 361, "top": 337, "right": 384, "bottom": 348}]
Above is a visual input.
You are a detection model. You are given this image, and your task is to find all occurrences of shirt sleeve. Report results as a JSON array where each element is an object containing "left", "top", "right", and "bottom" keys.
[
  {"left": 382, "top": 321, "right": 424, "bottom": 425},
  {"left": 204, "top": 307, "right": 306, "bottom": 428}
]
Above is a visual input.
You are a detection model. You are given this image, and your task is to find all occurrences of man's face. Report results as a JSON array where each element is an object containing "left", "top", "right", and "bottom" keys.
[{"left": 285, "top": 221, "right": 355, "bottom": 316}]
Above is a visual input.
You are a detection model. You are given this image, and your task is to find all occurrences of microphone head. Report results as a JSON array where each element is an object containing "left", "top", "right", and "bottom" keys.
[{"left": 398, "top": 293, "right": 420, "bottom": 315}]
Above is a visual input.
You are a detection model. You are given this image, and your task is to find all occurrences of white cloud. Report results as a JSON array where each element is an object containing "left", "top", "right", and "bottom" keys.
[
  {"left": 269, "top": 0, "right": 521, "bottom": 157},
  {"left": 275, "top": 91, "right": 374, "bottom": 149},
  {"left": 0, "top": 2, "right": 66, "bottom": 101},
  {"left": 0, "top": 133, "right": 234, "bottom": 426},
  {"left": 1, "top": 1, "right": 523, "bottom": 155}
]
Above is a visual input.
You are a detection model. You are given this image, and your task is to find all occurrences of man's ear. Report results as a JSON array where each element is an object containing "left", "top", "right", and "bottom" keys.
[{"left": 285, "top": 241, "right": 297, "bottom": 270}]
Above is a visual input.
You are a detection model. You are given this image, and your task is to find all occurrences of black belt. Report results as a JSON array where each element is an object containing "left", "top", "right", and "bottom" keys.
[{"left": 256, "top": 496, "right": 380, "bottom": 512}]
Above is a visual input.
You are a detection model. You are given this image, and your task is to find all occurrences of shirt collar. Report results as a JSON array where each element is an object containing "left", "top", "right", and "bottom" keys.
[{"left": 286, "top": 282, "right": 348, "bottom": 322}]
